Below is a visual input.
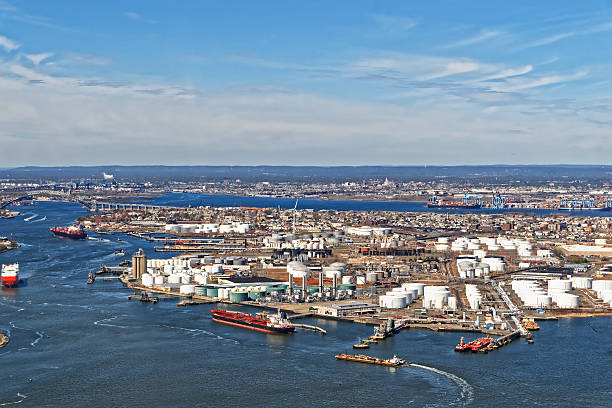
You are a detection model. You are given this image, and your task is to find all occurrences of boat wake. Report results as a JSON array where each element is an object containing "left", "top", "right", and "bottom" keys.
[
  {"left": 161, "top": 324, "right": 240, "bottom": 344},
  {"left": 31, "top": 331, "right": 44, "bottom": 347},
  {"left": 23, "top": 214, "right": 37, "bottom": 222},
  {"left": 93, "top": 315, "right": 129, "bottom": 329},
  {"left": 29, "top": 216, "right": 47, "bottom": 223},
  {"left": 410, "top": 363, "right": 474, "bottom": 406},
  {"left": 8, "top": 322, "right": 45, "bottom": 348},
  {"left": 0, "top": 393, "right": 27, "bottom": 406}
]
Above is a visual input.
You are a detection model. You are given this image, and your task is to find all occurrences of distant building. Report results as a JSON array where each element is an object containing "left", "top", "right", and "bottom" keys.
[{"left": 316, "top": 302, "right": 378, "bottom": 317}]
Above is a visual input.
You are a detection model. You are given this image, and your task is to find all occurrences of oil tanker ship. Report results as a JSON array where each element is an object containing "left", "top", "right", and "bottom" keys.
[
  {"left": 211, "top": 309, "right": 295, "bottom": 334},
  {"left": 50, "top": 224, "right": 87, "bottom": 240},
  {"left": 1, "top": 263, "right": 24, "bottom": 288}
]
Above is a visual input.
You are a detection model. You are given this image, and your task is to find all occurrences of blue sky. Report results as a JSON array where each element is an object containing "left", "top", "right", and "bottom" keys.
[{"left": 1, "top": 1, "right": 612, "bottom": 166}]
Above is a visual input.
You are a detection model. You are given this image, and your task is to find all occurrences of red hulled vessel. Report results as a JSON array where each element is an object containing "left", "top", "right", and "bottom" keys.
[
  {"left": 1, "top": 263, "right": 20, "bottom": 288},
  {"left": 50, "top": 225, "right": 87, "bottom": 240},
  {"left": 211, "top": 309, "right": 295, "bottom": 334}
]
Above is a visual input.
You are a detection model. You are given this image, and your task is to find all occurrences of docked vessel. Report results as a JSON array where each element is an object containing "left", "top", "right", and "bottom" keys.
[
  {"left": 1, "top": 263, "right": 22, "bottom": 288},
  {"left": 427, "top": 194, "right": 482, "bottom": 209},
  {"left": 335, "top": 354, "right": 407, "bottom": 367},
  {"left": 211, "top": 309, "right": 295, "bottom": 334},
  {"left": 522, "top": 318, "right": 540, "bottom": 331},
  {"left": 50, "top": 225, "right": 87, "bottom": 240},
  {"left": 455, "top": 336, "right": 495, "bottom": 352}
]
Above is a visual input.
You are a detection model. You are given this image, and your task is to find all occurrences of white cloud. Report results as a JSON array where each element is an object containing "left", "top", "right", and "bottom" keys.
[
  {"left": 444, "top": 30, "right": 504, "bottom": 48},
  {"left": 523, "top": 32, "right": 576, "bottom": 48},
  {"left": 124, "top": 11, "right": 157, "bottom": 24},
  {"left": 0, "top": 35, "right": 19, "bottom": 52},
  {"left": 495, "top": 70, "right": 588, "bottom": 91},
  {"left": 371, "top": 14, "right": 418, "bottom": 33},
  {"left": 24, "top": 53, "right": 53, "bottom": 68},
  {"left": 0, "top": 55, "right": 610, "bottom": 166}
]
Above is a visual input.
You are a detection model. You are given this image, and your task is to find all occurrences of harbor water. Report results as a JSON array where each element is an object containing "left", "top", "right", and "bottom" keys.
[
  {"left": 1, "top": 201, "right": 612, "bottom": 407},
  {"left": 148, "top": 192, "right": 612, "bottom": 217}
]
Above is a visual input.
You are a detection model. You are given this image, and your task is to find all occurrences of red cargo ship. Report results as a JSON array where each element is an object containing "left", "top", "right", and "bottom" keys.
[
  {"left": 211, "top": 309, "right": 295, "bottom": 334},
  {"left": 50, "top": 225, "right": 87, "bottom": 240},
  {"left": 1, "top": 263, "right": 20, "bottom": 288}
]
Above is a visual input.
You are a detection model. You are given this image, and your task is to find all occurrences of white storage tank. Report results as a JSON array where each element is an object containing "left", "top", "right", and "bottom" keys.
[
  {"left": 548, "top": 279, "right": 572, "bottom": 292},
  {"left": 555, "top": 293, "right": 579, "bottom": 309},
  {"left": 180, "top": 284, "right": 196, "bottom": 295},
  {"left": 570, "top": 277, "right": 592, "bottom": 289},
  {"left": 154, "top": 275, "right": 165, "bottom": 285},
  {"left": 356, "top": 276, "right": 366, "bottom": 285},
  {"left": 366, "top": 272, "right": 378, "bottom": 283},
  {"left": 141, "top": 273, "right": 153, "bottom": 287},
  {"left": 168, "top": 274, "right": 181, "bottom": 284},
  {"left": 341, "top": 276, "right": 353, "bottom": 285},
  {"left": 448, "top": 296, "right": 457, "bottom": 310}
]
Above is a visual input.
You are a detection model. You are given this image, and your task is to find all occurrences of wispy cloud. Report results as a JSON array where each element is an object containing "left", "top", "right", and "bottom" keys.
[
  {"left": 444, "top": 30, "right": 504, "bottom": 48},
  {"left": 371, "top": 14, "right": 418, "bottom": 33},
  {"left": 124, "top": 11, "right": 157, "bottom": 24},
  {"left": 0, "top": 34, "right": 19, "bottom": 52},
  {"left": 494, "top": 70, "right": 588, "bottom": 91},
  {"left": 24, "top": 53, "right": 53, "bottom": 68},
  {"left": 524, "top": 32, "right": 576, "bottom": 48},
  {"left": 65, "top": 52, "right": 112, "bottom": 66},
  {"left": 0, "top": 0, "right": 17, "bottom": 11},
  {"left": 522, "top": 20, "right": 612, "bottom": 49}
]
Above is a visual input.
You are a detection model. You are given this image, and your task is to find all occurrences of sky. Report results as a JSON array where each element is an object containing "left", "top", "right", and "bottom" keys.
[{"left": 1, "top": 1, "right": 612, "bottom": 166}]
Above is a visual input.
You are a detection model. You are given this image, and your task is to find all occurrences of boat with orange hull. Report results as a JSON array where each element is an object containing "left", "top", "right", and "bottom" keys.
[
  {"left": 211, "top": 309, "right": 295, "bottom": 334},
  {"left": 335, "top": 354, "right": 407, "bottom": 367}
]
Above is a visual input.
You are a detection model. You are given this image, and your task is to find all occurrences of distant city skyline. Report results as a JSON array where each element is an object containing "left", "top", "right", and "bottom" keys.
[{"left": 1, "top": 1, "right": 612, "bottom": 166}]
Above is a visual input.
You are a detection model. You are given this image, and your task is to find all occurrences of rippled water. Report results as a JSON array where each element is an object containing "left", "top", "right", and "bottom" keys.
[
  {"left": 1, "top": 201, "right": 612, "bottom": 407},
  {"left": 147, "top": 192, "right": 612, "bottom": 217}
]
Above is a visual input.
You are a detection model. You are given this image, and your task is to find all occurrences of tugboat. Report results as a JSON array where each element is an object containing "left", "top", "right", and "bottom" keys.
[
  {"left": 50, "top": 225, "right": 87, "bottom": 240},
  {"left": 335, "top": 354, "right": 407, "bottom": 367},
  {"left": 353, "top": 342, "right": 370, "bottom": 349},
  {"left": 455, "top": 337, "right": 467, "bottom": 352},
  {"left": 87, "top": 270, "right": 96, "bottom": 284},
  {"left": 211, "top": 309, "right": 295, "bottom": 334},
  {"left": 114, "top": 249, "right": 124, "bottom": 255},
  {"left": 522, "top": 318, "right": 540, "bottom": 331}
]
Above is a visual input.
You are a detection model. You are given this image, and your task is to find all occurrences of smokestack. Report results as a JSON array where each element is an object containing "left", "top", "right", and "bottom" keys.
[
  {"left": 333, "top": 274, "right": 338, "bottom": 297},
  {"left": 318, "top": 272, "right": 324, "bottom": 293},
  {"left": 288, "top": 273, "right": 293, "bottom": 295},
  {"left": 302, "top": 277, "right": 307, "bottom": 299}
]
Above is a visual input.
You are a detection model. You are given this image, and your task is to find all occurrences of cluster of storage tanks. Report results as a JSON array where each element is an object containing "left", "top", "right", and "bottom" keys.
[
  {"left": 437, "top": 236, "right": 543, "bottom": 259},
  {"left": 511, "top": 279, "right": 579, "bottom": 308},
  {"left": 344, "top": 226, "right": 392, "bottom": 236},
  {"left": 379, "top": 283, "right": 424, "bottom": 309},
  {"left": 457, "top": 256, "right": 492, "bottom": 279},
  {"left": 141, "top": 255, "right": 250, "bottom": 291},
  {"left": 164, "top": 222, "right": 251, "bottom": 234},
  {"left": 264, "top": 231, "right": 345, "bottom": 250},
  {"left": 378, "top": 283, "right": 459, "bottom": 310}
]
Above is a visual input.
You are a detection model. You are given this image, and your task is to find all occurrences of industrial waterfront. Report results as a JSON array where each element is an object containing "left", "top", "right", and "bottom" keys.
[{"left": 2, "top": 199, "right": 612, "bottom": 407}]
